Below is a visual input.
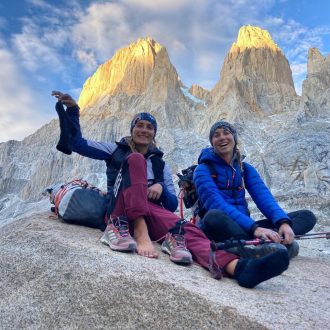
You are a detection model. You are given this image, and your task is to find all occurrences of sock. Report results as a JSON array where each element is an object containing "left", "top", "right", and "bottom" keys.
[
  {"left": 234, "top": 250, "right": 289, "bottom": 289},
  {"left": 55, "top": 101, "right": 74, "bottom": 155}
]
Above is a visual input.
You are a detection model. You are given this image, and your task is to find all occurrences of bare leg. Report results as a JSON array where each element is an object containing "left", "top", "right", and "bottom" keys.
[
  {"left": 134, "top": 217, "right": 159, "bottom": 258},
  {"left": 225, "top": 259, "right": 239, "bottom": 276}
]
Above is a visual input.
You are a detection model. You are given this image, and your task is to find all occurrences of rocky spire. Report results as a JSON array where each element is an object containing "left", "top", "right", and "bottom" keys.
[
  {"left": 78, "top": 38, "right": 180, "bottom": 110},
  {"left": 188, "top": 84, "right": 210, "bottom": 103},
  {"left": 301, "top": 48, "right": 330, "bottom": 117},
  {"left": 306, "top": 47, "right": 330, "bottom": 74},
  {"left": 209, "top": 25, "right": 298, "bottom": 119}
]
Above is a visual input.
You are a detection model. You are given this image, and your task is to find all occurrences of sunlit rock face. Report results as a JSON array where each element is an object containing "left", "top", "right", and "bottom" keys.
[
  {"left": 78, "top": 38, "right": 180, "bottom": 110},
  {"left": 301, "top": 48, "right": 330, "bottom": 118},
  {"left": 233, "top": 25, "right": 280, "bottom": 52},
  {"left": 206, "top": 25, "right": 299, "bottom": 125},
  {"left": 77, "top": 37, "right": 195, "bottom": 131}
]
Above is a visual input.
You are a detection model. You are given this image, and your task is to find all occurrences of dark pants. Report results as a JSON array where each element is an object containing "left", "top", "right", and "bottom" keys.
[
  {"left": 110, "top": 153, "right": 238, "bottom": 271},
  {"left": 201, "top": 209, "right": 317, "bottom": 242}
]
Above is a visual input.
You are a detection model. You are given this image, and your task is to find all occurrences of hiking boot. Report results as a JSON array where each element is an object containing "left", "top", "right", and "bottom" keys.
[
  {"left": 286, "top": 240, "right": 299, "bottom": 259},
  {"left": 227, "top": 242, "right": 287, "bottom": 259},
  {"left": 161, "top": 232, "right": 192, "bottom": 265},
  {"left": 100, "top": 216, "right": 136, "bottom": 252}
]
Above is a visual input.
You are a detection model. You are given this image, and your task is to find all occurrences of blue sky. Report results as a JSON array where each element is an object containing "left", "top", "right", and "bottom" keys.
[{"left": 0, "top": 0, "right": 329, "bottom": 142}]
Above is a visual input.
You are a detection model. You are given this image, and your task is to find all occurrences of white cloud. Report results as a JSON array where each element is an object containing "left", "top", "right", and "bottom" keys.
[
  {"left": 264, "top": 17, "right": 284, "bottom": 26},
  {"left": 121, "top": 0, "right": 190, "bottom": 11},
  {"left": 27, "top": 0, "right": 81, "bottom": 18},
  {"left": 0, "top": 44, "right": 52, "bottom": 142},
  {"left": 13, "top": 22, "right": 64, "bottom": 72},
  {"left": 268, "top": 19, "right": 330, "bottom": 59},
  {"left": 291, "top": 62, "right": 307, "bottom": 76},
  {"left": 194, "top": 52, "right": 222, "bottom": 76},
  {"left": 71, "top": 2, "right": 131, "bottom": 68},
  {"left": 74, "top": 49, "right": 98, "bottom": 72}
]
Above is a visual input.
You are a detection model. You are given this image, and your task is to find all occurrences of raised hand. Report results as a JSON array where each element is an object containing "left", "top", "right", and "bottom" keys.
[{"left": 51, "top": 91, "right": 77, "bottom": 107}]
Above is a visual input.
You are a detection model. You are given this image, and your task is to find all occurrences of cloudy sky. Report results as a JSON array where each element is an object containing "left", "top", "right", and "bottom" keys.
[{"left": 0, "top": 0, "right": 329, "bottom": 142}]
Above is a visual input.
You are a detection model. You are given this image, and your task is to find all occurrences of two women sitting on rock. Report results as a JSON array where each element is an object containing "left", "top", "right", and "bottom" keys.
[{"left": 51, "top": 91, "right": 316, "bottom": 288}]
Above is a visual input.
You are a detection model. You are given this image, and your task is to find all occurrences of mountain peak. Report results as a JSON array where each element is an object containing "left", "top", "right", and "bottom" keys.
[
  {"left": 307, "top": 47, "right": 330, "bottom": 74},
  {"left": 231, "top": 25, "right": 280, "bottom": 53},
  {"left": 124, "top": 37, "right": 162, "bottom": 57},
  {"left": 210, "top": 25, "right": 296, "bottom": 117},
  {"left": 78, "top": 37, "right": 168, "bottom": 109}
]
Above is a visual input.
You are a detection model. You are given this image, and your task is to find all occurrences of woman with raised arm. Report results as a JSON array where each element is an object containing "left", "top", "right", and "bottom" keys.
[
  {"left": 52, "top": 92, "right": 290, "bottom": 288},
  {"left": 51, "top": 91, "right": 193, "bottom": 261},
  {"left": 194, "top": 120, "right": 316, "bottom": 259}
]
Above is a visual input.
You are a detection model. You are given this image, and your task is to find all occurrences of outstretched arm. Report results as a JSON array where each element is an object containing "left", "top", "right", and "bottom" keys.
[{"left": 51, "top": 91, "right": 117, "bottom": 160}]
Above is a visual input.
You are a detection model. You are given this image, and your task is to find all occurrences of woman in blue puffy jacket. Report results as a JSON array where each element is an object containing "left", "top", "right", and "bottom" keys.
[{"left": 193, "top": 121, "right": 316, "bottom": 258}]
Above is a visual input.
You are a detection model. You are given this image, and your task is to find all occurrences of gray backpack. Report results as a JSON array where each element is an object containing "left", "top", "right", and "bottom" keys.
[{"left": 44, "top": 179, "right": 108, "bottom": 230}]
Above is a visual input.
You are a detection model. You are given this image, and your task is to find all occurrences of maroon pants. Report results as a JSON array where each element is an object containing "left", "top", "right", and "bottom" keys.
[{"left": 111, "top": 153, "right": 238, "bottom": 272}]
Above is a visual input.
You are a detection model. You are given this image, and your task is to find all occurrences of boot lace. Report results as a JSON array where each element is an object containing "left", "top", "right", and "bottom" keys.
[
  {"left": 112, "top": 216, "right": 130, "bottom": 237},
  {"left": 173, "top": 234, "right": 187, "bottom": 249}
]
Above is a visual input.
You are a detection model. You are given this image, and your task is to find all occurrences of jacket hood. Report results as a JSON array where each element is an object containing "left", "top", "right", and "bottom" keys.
[{"left": 198, "top": 147, "right": 226, "bottom": 165}]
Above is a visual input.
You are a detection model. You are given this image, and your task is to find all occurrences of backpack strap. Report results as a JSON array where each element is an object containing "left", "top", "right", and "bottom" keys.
[
  {"left": 53, "top": 179, "right": 88, "bottom": 216},
  {"left": 201, "top": 161, "right": 218, "bottom": 183},
  {"left": 195, "top": 162, "right": 217, "bottom": 219}
]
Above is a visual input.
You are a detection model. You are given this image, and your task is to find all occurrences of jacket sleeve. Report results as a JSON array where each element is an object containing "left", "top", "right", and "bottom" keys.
[
  {"left": 158, "top": 164, "right": 178, "bottom": 212},
  {"left": 243, "top": 163, "right": 291, "bottom": 226},
  {"left": 66, "top": 105, "right": 117, "bottom": 160},
  {"left": 194, "top": 163, "right": 256, "bottom": 232}
]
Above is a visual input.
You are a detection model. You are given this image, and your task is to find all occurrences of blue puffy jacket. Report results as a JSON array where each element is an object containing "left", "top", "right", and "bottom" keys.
[{"left": 193, "top": 147, "right": 290, "bottom": 232}]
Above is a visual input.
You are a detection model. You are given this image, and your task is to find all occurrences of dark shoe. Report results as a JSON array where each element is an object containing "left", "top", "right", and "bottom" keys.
[
  {"left": 234, "top": 250, "right": 289, "bottom": 288},
  {"left": 227, "top": 242, "right": 287, "bottom": 259},
  {"left": 286, "top": 241, "right": 299, "bottom": 259}
]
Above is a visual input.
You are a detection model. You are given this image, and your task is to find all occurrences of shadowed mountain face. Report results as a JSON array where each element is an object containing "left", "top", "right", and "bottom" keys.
[{"left": 0, "top": 27, "right": 329, "bottom": 227}]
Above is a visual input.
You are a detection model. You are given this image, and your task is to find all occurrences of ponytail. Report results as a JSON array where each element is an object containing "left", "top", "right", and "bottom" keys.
[{"left": 235, "top": 147, "right": 245, "bottom": 189}]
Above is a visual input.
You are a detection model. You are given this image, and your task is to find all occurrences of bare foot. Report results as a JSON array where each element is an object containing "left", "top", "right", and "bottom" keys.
[
  {"left": 134, "top": 217, "right": 159, "bottom": 258},
  {"left": 135, "top": 236, "right": 159, "bottom": 258}
]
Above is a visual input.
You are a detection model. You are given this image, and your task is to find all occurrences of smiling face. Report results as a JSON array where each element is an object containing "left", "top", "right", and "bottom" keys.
[
  {"left": 211, "top": 127, "right": 235, "bottom": 162},
  {"left": 131, "top": 119, "right": 155, "bottom": 148}
]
